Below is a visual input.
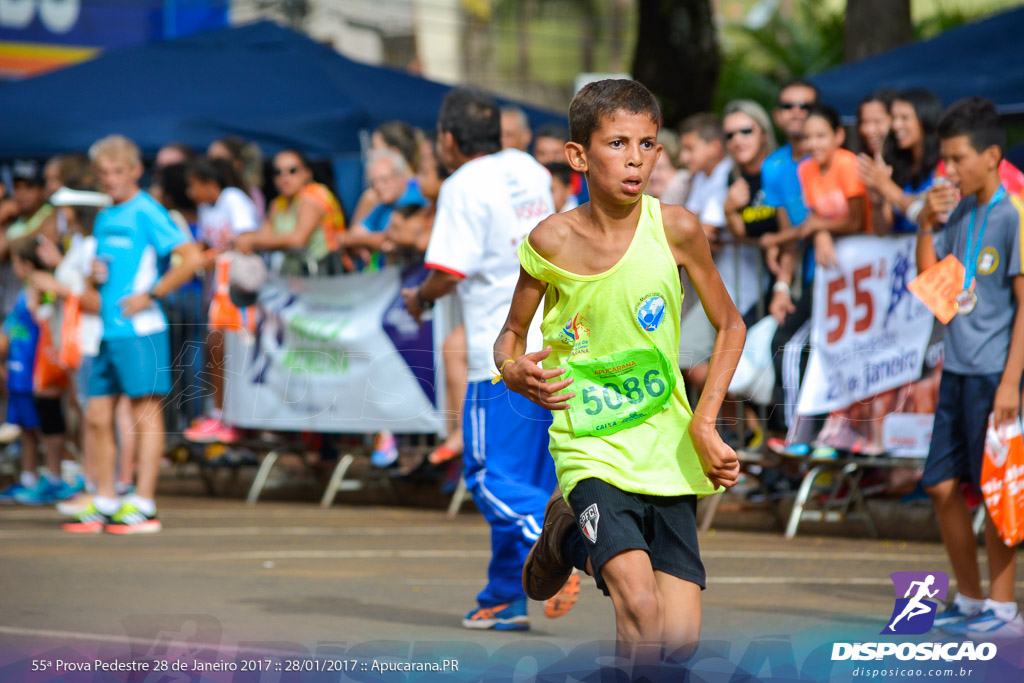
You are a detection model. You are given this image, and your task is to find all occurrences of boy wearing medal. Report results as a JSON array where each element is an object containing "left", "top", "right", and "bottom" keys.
[
  {"left": 916, "top": 97, "right": 1024, "bottom": 637},
  {"left": 494, "top": 79, "right": 744, "bottom": 658}
]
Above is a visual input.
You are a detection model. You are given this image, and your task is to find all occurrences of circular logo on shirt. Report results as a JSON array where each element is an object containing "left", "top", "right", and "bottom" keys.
[
  {"left": 636, "top": 296, "right": 666, "bottom": 332},
  {"left": 978, "top": 247, "right": 999, "bottom": 276}
]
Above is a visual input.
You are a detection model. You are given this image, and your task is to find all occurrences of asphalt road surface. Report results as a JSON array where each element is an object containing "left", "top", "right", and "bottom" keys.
[{"left": 1, "top": 492, "right": 1019, "bottom": 682}]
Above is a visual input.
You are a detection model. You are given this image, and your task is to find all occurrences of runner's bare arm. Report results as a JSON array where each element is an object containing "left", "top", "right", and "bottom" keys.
[
  {"left": 495, "top": 269, "right": 575, "bottom": 410},
  {"left": 494, "top": 220, "right": 576, "bottom": 410},
  {"left": 663, "top": 204, "right": 744, "bottom": 488}
]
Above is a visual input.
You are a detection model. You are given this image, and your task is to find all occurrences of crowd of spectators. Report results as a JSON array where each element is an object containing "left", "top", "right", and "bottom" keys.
[{"left": 0, "top": 79, "right": 1022, "bottom": 536}]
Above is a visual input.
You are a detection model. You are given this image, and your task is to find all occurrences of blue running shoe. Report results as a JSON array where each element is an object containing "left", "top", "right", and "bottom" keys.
[
  {"left": 14, "top": 478, "right": 62, "bottom": 506},
  {"left": 462, "top": 599, "right": 529, "bottom": 631},
  {"left": 932, "top": 601, "right": 976, "bottom": 630},
  {"left": 944, "top": 609, "right": 1024, "bottom": 639},
  {"left": 51, "top": 477, "right": 84, "bottom": 502},
  {"left": 0, "top": 481, "right": 29, "bottom": 504}
]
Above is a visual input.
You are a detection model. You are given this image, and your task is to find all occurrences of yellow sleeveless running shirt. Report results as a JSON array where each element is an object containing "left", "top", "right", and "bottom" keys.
[{"left": 517, "top": 195, "right": 716, "bottom": 500}]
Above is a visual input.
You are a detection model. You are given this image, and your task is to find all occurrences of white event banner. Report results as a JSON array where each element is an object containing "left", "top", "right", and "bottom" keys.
[
  {"left": 797, "top": 235, "right": 934, "bottom": 416},
  {"left": 223, "top": 267, "right": 445, "bottom": 434}
]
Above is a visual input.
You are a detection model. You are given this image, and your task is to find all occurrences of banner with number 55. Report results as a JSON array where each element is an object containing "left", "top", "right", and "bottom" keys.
[{"left": 797, "top": 235, "right": 935, "bottom": 416}]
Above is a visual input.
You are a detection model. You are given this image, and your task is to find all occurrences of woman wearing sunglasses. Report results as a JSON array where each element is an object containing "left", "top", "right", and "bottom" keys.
[
  {"left": 234, "top": 150, "right": 351, "bottom": 275},
  {"left": 721, "top": 99, "right": 785, "bottom": 321}
]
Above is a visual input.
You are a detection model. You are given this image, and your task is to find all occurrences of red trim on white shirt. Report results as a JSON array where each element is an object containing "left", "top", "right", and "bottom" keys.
[{"left": 425, "top": 262, "right": 467, "bottom": 279}]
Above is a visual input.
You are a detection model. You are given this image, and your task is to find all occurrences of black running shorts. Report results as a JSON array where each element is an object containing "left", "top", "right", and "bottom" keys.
[{"left": 567, "top": 477, "right": 706, "bottom": 595}]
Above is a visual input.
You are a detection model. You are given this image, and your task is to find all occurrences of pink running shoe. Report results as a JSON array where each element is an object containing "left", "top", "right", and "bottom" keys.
[
  {"left": 216, "top": 424, "right": 243, "bottom": 444},
  {"left": 184, "top": 417, "right": 225, "bottom": 443}
]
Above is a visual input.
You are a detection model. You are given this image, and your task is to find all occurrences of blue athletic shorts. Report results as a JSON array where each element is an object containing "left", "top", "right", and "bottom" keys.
[
  {"left": 88, "top": 332, "right": 172, "bottom": 399},
  {"left": 6, "top": 392, "right": 39, "bottom": 430},
  {"left": 921, "top": 370, "right": 1002, "bottom": 491}
]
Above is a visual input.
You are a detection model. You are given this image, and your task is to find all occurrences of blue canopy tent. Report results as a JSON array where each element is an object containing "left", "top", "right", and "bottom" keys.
[
  {"left": 810, "top": 7, "right": 1024, "bottom": 117},
  {"left": 0, "top": 21, "right": 564, "bottom": 208}
]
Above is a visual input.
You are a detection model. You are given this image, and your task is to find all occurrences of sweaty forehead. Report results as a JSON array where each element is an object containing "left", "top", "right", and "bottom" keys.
[{"left": 594, "top": 110, "right": 658, "bottom": 137}]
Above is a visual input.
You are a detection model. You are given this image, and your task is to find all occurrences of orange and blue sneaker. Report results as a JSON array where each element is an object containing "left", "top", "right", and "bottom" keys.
[
  {"left": 61, "top": 502, "right": 113, "bottom": 534},
  {"left": 370, "top": 431, "right": 399, "bottom": 468},
  {"left": 544, "top": 571, "right": 581, "bottom": 619},
  {"left": 462, "top": 599, "right": 529, "bottom": 631},
  {"left": 104, "top": 501, "right": 162, "bottom": 535}
]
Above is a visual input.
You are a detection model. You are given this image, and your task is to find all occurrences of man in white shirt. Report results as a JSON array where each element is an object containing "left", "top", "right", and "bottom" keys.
[{"left": 403, "top": 88, "right": 566, "bottom": 631}]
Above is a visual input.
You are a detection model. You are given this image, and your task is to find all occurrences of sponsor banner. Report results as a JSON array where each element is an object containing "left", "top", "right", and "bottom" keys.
[
  {"left": 222, "top": 266, "right": 444, "bottom": 434},
  {"left": 798, "top": 235, "right": 934, "bottom": 416}
]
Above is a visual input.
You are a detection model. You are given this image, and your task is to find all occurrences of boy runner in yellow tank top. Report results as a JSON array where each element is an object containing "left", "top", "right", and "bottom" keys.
[{"left": 495, "top": 80, "right": 745, "bottom": 659}]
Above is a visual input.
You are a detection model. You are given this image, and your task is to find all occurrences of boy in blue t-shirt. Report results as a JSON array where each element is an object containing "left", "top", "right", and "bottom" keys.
[
  {"left": 915, "top": 97, "right": 1024, "bottom": 638},
  {"left": 0, "top": 243, "right": 77, "bottom": 506},
  {"left": 63, "top": 135, "right": 202, "bottom": 535},
  {"left": 0, "top": 283, "right": 41, "bottom": 503}
]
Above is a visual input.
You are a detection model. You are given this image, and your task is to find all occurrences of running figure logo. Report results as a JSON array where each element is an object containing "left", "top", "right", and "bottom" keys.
[{"left": 882, "top": 571, "right": 949, "bottom": 635}]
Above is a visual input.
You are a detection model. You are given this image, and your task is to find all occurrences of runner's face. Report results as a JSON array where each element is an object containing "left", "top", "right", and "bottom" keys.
[
  {"left": 724, "top": 112, "right": 764, "bottom": 169},
  {"left": 858, "top": 101, "right": 891, "bottom": 157},
  {"left": 94, "top": 156, "right": 142, "bottom": 204},
  {"left": 582, "top": 111, "right": 660, "bottom": 203},
  {"left": 803, "top": 115, "right": 842, "bottom": 168},
  {"left": 940, "top": 135, "right": 993, "bottom": 197},
  {"left": 890, "top": 100, "right": 921, "bottom": 151}
]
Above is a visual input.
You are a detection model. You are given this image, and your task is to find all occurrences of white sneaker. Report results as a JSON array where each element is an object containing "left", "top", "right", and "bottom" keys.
[
  {"left": 56, "top": 493, "right": 93, "bottom": 517},
  {"left": 957, "top": 609, "right": 1024, "bottom": 640}
]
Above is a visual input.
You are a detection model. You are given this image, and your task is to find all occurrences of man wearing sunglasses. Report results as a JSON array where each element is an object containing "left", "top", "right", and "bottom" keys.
[
  {"left": 761, "top": 79, "right": 819, "bottom": 244},
  {"left": 757, "top": 80, "right": 819, "bottom": 433}
]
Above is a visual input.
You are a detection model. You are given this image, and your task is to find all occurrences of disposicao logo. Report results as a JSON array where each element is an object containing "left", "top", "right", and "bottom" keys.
[
  {"left": 882, "top": 571, "right": 949, "bottom": 635},
  {"left": 831, "top": 570, "right": 998, "bottom": 664}
]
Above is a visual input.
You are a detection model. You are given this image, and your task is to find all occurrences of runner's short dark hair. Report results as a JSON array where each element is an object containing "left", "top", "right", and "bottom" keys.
[{"left": 569, "top": 79, "right": 660, "bottom": 149}]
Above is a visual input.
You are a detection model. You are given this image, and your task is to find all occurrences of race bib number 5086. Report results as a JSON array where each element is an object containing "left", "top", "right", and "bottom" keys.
[{"left": 565, "top": 347, "right": 676, "bottom": 438}]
